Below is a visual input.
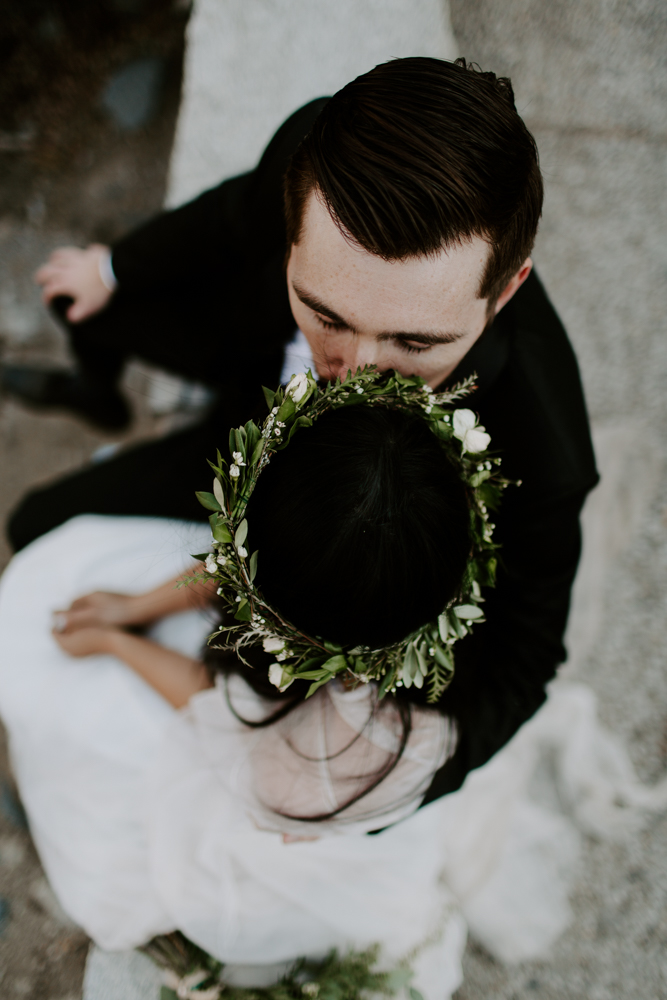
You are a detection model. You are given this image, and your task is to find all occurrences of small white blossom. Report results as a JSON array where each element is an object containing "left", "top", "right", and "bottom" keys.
[
  {"left": 286, "top": 371, "right": 310, "bottom": 404},
  {"left": 443, "top": 414, "right": 450, "bottom": 423},
  {"left": 452, "top": 409, "right": 491, "bottom": 454},
  {"left": 237, "top": 545, "right": 248, "bottom": 558},
  {"left": 217, "top": 554, "right": 227, "bottom": 566},
  {"left": 204, "top": 554, "right": 218, "bottom": 574},
  {"left": 271, "top": 406, "right": 279, "bottom": 415},
  {"left": 276, "top": 650, "right": 288, "bottom": 662},
  {"left": 217, "top": 585, "right": 224, "bottom": 596},
  {"left": 232, "top": 451, "right": 246, "bottom": 467},
  {"left": 263, "top": 636, "right": 285, "bottom": 653},
  {"left": 422, "top": 385, "right": 434, "bottom": 394},
  {"left": 269, "top": 663, "right": 294, "bottom": 692},
  {"left": 230, "top": 464, "right": 240, "bottom": 478},
  {"left": 302, "top": 983, "right": 320, "bottom": 997},
  {"left": 235, "top": 596, "right": 242, "bottom": 603},
  {"left": 425, "top": 405, "right": 433, "bottom": 414},
  {"left": 356, "top": 387, "right": 364, "bottom": 394},
  {"left": 274, "top": 428, "right": 282, "bottom": 436}
]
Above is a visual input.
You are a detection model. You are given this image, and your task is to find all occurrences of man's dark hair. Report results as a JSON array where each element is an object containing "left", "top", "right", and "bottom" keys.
[{"left": 284, "top": 57, "right": 543, "bottom": 305}]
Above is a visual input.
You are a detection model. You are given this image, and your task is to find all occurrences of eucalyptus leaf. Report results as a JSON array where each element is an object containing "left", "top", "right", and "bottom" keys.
[
  {"left": 235, "top": 519, "right": 248, "bottom": 547},
  {"left": 213, "top": 478, "right": 225, "bottom": 509},
  {"left": 438, "top": 613, "right": 449, "bottom": 642},
  {"left": 415, "top": 644, "right": 429, "bottom": 676},
  {"left": 195, "top": 491, "right": 221, "bottom": 512},
  {"left": 453, "top": 604, "right": 484, "bottom": 620},
  {"left": 433, "top": 645, "right": 454, "bottom": 672},
  {"left": 249, "top": 550, "right": 258, "bottom": 582}
]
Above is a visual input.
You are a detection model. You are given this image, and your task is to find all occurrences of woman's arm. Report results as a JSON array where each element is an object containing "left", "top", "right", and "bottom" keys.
[
  {"left": 53, "top": 626, "right": 213, "bottom": 708},
  {"left": 54, "top": 567, "right": 217, "bottom": 632}
]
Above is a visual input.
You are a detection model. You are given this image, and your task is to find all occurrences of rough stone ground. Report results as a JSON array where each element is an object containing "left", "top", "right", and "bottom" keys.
[
  {"left": 0, "top": 2, "right": 189, "bottom": 996},
  {"left": 1, "top": 1, "right": 667, "bottom": 998}
]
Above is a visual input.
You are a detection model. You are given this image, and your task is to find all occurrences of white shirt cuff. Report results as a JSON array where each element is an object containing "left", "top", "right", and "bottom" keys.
[{"left": 98, "top": 248, "right": 118, "bottom": 292}]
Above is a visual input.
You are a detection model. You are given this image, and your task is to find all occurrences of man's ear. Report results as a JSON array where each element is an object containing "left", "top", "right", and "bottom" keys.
[{"left": 492, "top": 259, "right": 533, "bottom": 316}]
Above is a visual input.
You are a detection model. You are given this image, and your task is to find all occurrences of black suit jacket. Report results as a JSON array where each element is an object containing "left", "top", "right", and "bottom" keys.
[{"left": 110, "top": 99, "right": 599, "bottom": 798}]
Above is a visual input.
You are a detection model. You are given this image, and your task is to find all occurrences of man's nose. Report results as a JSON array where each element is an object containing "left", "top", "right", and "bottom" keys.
[{"left": 329, "top": 338, "right": 383, "bottom": 379}]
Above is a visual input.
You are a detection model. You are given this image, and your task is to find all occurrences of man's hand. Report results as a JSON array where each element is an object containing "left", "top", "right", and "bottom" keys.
[
  {"left": 53, "top": 592, "right": 140, "bottom": 632},
  {"left": 35, "top": 244, "right": 114, "bottom": 322},
  {"left": 52, "top": 624, "right": 117, "bottom": 658}
]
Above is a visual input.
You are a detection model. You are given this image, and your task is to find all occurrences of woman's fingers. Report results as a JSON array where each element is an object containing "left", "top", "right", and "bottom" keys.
[{"left": 52, "top": 625, "right": 115, "bottom": 658}]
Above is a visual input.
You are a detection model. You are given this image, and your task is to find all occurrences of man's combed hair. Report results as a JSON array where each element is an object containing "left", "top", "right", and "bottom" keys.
[{"left": 284, "top": 57, "right": 543, "bottom": 304}]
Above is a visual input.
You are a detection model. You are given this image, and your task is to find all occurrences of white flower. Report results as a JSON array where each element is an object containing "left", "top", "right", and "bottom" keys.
[
  {"left": 217, "top": 554, "right": 227, "bottom": 566},
  {"left": 230, "top": 464, "right": 240, "bottom": 478},
  {"left": 452, "top": 408, "right": 491, "bottom": 454},
  {"left": 302, "top": 984, "right": 320, "bottom": 997},
  {"left": 204, "top": 554, "right": 218, "bottom": 574},
  {"left": 269, "top": 663, "right": 294, "bottom": 692},
  {"left": 237, "top": 545, "right": 248, "bottom": 558},
  {"left": 274, "top": 428, "right": 281, "bottom": 437},
  {"left": 263, "top": 636, "right": 285, "bottom": 653},
  {"left": 286, "top": 371, "right": 309, "bottom": 404},
  {"left": 355, "top": 386, "right": 364, "bottom": 394},
  {"left": 232, "top": 451, "right": 246, "bottom": 466}
]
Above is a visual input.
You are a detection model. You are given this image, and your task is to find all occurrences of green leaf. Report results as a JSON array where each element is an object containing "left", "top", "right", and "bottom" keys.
[
  {"left": 210, "top": 517, "right": 233, "bottom": 544},
  {"left": 213, "top": 477, "right": 225, "bottom": 509},
  {"left": 234, "top": 599, "right": 252, "bottom": 622},
  {"left": 235, "top": 519, "right": 248, "bottom": 547},
  {"left": 249, "top": 550, "right": 259, "bottom": 582},
  {"left": 321, "top": 654, "right": 348, "bottom": 674},
  {"left": 402, "top": 644, "right": 418, "bottom": 688},
  {"left": 306, "top": 676, "right": 332, "bottom": 698},
  {"left": 453, "top": 604, "right": 484, "bottom": 620},
  {"left": 262, "top": 385, "right": 276, "bottom": 410},
  {"left": 234, "top": 428, "right": 246, "bottom": 456},
  {"left": 161, "top": 988, "right": 178, "bottom": 1000},
  {"left": 433, "top": 644, "right": 454, "bottom": 671},
  {"left": 323, "top": 640, "right": 344, "bottom": 654},
  {"left": 470, "top": 469, "right": 491, "bottom": 488},
  {"left": 409, "top": 988, "right": 425, "bottom": 1000},
  {"left": 228, "top": 428, "right": 236, "bottom": 457},
  {"left": 190, "top": 552, "right": 210, "bottom": 563},
  {"left": 195, "top": 491, "right": 221, "bottom": 512},
  {"left": 250, "top": 439, "right": 264, "bottom": 466},
  {"left": 438, "top": 613, "right": 449, "bottom": 642},
  {"left": 415, "top": 644, "right": 429, "bottom": 676},
  {"left": 377, "top": 666, "right": 396, "bottom": 699},
  {"left": 276, "top": 395, "right": 296, "bottom": 424},
  {"left": 299, "top": 656, "right": 328, "bottom": 671}
]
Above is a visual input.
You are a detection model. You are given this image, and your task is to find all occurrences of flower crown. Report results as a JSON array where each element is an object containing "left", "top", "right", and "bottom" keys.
[{"left": 193, "top": 366, "right": 506, "bottom": 703}]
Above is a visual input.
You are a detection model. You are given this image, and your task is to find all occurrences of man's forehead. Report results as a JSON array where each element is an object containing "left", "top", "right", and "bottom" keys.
[{"left": 290, "top": 190, "right": 490, "bottom": 325}]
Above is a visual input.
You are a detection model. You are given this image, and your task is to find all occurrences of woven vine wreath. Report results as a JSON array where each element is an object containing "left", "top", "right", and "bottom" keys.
[{"left": 190, "top": 366, "right": 507, "bottom": 704}]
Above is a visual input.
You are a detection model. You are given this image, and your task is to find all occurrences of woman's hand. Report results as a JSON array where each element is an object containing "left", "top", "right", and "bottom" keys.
[
  {"left": 52, "top": 625, "right": 117, "bottom": 658},
  {"left": 53, "top": 592, "right": 141, "bottom": 632},
  {"left": 34, "top": 244, "right": 114, "bottom": 322}
]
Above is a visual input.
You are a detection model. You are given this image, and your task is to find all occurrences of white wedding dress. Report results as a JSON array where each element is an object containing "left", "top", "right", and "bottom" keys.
[{"left": 0, "top": 515, "right": 665, "bottom": 1000}]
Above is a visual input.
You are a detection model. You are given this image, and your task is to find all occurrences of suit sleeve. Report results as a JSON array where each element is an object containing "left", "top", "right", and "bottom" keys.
[
  {"left": 109, "top": 98, "right": 330, "bottom": 291},
  {"left": 421, "top": 485, "right": 588, "bottom": 803}
]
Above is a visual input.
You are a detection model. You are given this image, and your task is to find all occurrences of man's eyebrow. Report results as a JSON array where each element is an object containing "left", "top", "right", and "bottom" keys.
[
  {"left": 293, "top": 281, "right": 465, "bottom": 345},
  {"left": 292, "top": 283, "right": 355, "bottom": 330},
  {"left": 377, "top": 330, "right": 466, "bottom": 346}
]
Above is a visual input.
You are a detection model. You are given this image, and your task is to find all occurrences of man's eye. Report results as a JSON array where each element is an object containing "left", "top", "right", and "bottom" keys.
[
  {"left": 399, "top": 341, "right": 429, "bottom": 355},
  {"left": 315, "top": 315, "right": 345, "bottom": 332}
]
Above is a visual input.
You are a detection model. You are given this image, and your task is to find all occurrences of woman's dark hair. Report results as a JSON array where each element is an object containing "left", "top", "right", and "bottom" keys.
[
  {"left": 284, "top": 56, "right": 543, "bottom": 305},
  {"left": 251, "top": 404, "right": 471, "bottom": 649},
  {"left": 204, "top": 404, "right": 471, "bottom": 822}
]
